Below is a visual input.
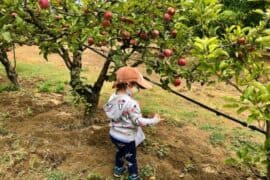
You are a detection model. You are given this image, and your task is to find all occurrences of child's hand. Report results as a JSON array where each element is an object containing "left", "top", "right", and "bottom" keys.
[{"left": 154, "top": 113, "right": 165, "bottom": 122}]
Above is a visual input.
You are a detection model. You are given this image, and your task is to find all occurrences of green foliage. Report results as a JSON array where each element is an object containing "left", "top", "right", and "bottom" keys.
[
  {"left": 210, "top": 131, "right": 225, "bottom": 145},
  {"left": 37, "top": 80, "right": 65, "bottom": 93},
  {"left": 0, "top": 84, "right": 19, "bottom": 93},
  {"left": 45, "top": 170, "right": 68, "bottom": 180},
  {"left": 0, "top": 127, "right": 8, "bottom": 136},
  {"left": 140, "top": 164, "right": 156, "bottom": 178},
  {"left": 86, "top": 172, "right": 103, "bottom": 180},
  {"left": 226, "top": 143, "right": 266, "bottom": 177}
]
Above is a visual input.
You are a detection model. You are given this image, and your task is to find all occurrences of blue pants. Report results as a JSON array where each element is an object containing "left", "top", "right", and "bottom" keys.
[{"left": 110, "top": 136, "right": 138, "bottom": 176}]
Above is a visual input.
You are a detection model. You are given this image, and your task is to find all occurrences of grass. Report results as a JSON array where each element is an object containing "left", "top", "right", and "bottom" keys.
[
  {"left": 45, "top": 170, "right": 68, "bottom": 180},
  {"left": 16, "top": 63, "right": 68, "bottom": 82},
  {"left": 86, "top": 172, "right": 103, "bottom": 180},
  {"left": 0, "top": 127, "right": 8, "bottom": 136},
  {"left": 37, "top": 80, "right": 65, "bottom": 93}
]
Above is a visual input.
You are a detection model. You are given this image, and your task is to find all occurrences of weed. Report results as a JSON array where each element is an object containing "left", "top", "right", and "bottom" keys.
[
  {"left": 0, "top": 127, "right": 8, "bottom": 136},
  {"left": 140, "top": 164, "right": 156, "bottom": 178},
  {"left": 86, "top": 172, "right": 103, "bottom": 180},
  {"left": 38, "top": 81, "right": 51, "bottom": 93},
  {"left": 27, "top": 107, "right": 33, "bottom": 116},
  {"left": 210, "top": 132, "right": 225, "bottom": 145},
  {"left": 0, "top": 155, "right": 10, "bottom": 164},
  {"left": 184, "top": 162, "right": 196, "bottom": 173},
  {"left": 199, "top": 124, "right": 226, "bottom": 145},
  {"left": 46, "top": 170, "right": 68, "bottom": 180},
  {"left": 37, "top": 80, "right": 65, "bottom": 94},
  {"left": 2, "top": 112, "right": 10, "bottom": 118},
  {"left": 0, "top": 84, "right": 19, "bottom": 93}
]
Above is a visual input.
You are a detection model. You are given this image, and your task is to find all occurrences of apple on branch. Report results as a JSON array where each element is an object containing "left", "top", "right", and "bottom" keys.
[
  {"left": 163, "top": 49, "right": 172, "bottom": 58},
  {"left": 38, "top": 0, "right": 50, "bottom": 9},
  {"left": 177, "top": 58, "right": 187, "bottom": 66}
]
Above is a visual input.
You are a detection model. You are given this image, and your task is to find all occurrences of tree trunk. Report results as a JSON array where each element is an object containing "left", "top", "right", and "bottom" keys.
[
  {"left": 83, "top": 54, "right": 112, "bottom": 124},
  {"left": 59, "top": 49, "right": 112, "bottom": 125},
  {"left": 0, "top": 51, "right": 19, "bottom": 87},
  {"left": 266, "top": 120, "right": 270, "bottom": 180}
]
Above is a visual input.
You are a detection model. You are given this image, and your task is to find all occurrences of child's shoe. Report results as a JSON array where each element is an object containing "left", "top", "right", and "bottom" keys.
[
  {"left": 113, "top": 166, "right": 126, "bottom": 177},
  {"left": 128, "top": 174, "right": 140, "bottom": 180}
]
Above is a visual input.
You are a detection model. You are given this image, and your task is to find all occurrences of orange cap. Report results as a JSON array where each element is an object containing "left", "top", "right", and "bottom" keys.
[{"left": 113, "top": 66, "right": 152, "bottom": 89}]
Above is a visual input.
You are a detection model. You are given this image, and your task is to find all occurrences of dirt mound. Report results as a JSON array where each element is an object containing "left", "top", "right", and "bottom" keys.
[{"left": 0, "top": 88, "right": 249, "bottom": 180}]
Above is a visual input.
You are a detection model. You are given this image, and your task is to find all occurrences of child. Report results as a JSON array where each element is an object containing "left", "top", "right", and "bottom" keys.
[{"left": 103, "top": 66, "right": 162, "bottom": 180}]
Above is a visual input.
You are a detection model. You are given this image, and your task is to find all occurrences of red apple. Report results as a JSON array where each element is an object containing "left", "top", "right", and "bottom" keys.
[
  {"left": 163, "top": 49, "right": 172, "bottom": 57},
  {"left": 178, "top": 58, "right": 187, "bottom": 66},
  {"left": 130, "top": 39, "right": 137, "bottom": 46},
  {"left": 88, "top": 37, "right": 94, "bottom": 46},
  {"left": 237, "top": 37, "right": 246, "bottom": 45},
  {"left": 102, "top": 20, "right": 111, "bottom": 27},
  {"left": 167, "top": 7, "right": 176, "bottom": 16},
  {"left": 104, "top": 11, "right": 113, "bottom": 20},
  {"left": 171, "top": 29, "right": 177, "bottom": 38},
  {"left": 151, "top": 30, "right": 160, "bottom": 39},
  {"left": 163, "top": 13, "right": 172, "bottom": 22},
  {"left": 173, "top": 79, "right": 181, "bottom": 86},
  {"left": 121, "top": 30, "right": 131, "bottom": 40},
  {"left": 38, "top": 0, "right": 50, "bottom": 9}
]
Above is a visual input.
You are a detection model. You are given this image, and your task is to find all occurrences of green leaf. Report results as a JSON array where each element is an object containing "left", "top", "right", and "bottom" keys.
[
  {"left": 1, "top": 32, "right": 12, "bottom": 42},
  {"left": 237, "top": 106, "right": 249, "bottom": 114}
]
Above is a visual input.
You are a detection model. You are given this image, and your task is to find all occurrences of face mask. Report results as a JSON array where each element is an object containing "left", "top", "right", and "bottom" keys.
[{"left": 127, "top": 86, "right": 140, "bottom": 96}]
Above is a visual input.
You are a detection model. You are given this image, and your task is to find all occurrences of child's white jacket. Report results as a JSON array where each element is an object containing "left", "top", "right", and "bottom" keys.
[{"left": 103, "top": 93, "right": 159, "bottom": 143}]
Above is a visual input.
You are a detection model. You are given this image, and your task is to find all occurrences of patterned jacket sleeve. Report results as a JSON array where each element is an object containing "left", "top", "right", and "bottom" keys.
[{"left": 128, "top": 101, "right": 160, "bottom": 126}]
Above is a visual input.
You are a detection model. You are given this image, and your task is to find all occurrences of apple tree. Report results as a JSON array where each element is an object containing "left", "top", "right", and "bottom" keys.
[
  {"left": 2, "top": 0, "right": 270, "bottom": 177},
  {"left": 8, "top": 0, "right": 202, "bottom": 118},
  {"left": 0, "top": 3, "right": 32, "bottom": 88}
]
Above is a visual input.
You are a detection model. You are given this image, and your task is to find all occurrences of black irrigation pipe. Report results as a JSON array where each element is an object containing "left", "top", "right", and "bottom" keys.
[
  {"left": 143, "top": 76, "right": 267, "bottom": 135},
  {"left": 86, "top": 47, "right": 266, "bottom": 135}
]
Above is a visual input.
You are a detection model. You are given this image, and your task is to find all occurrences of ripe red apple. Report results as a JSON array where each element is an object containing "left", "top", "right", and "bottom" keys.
[
  {"left": 163, "top": 13, "right": 172, "bottom": 22},
  {"left": 173, "top": 79, "right": 181, "bottom": 86},
  {"left": 167, "top": 7, "right": 176, "bottom": 16},
  {"left": 102, "top": 20, "right": 111, "bottom": 27},
  {"left": 151, "top": 30, "right": 160, "bottom": 39},
  {"left": 38, "top": 0, "right": 50, "bottom": 9},
  {"left": 237, "top": 37, "right": 246, "bottom": 45},
  {"left": 177, "top": 58, "right": 187, "bottom": 66},
  {"left": 104, "top": 11, "right": 113, "bottom": 20},
  {"left": 88, "top": 37, "right": 94, "bottom": 46},
  {"left": 171, "top": 29, "right": 177, "bottom": 38},
  {"left": 163, "top": 49, "right": 172, "bottom": 57}
]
